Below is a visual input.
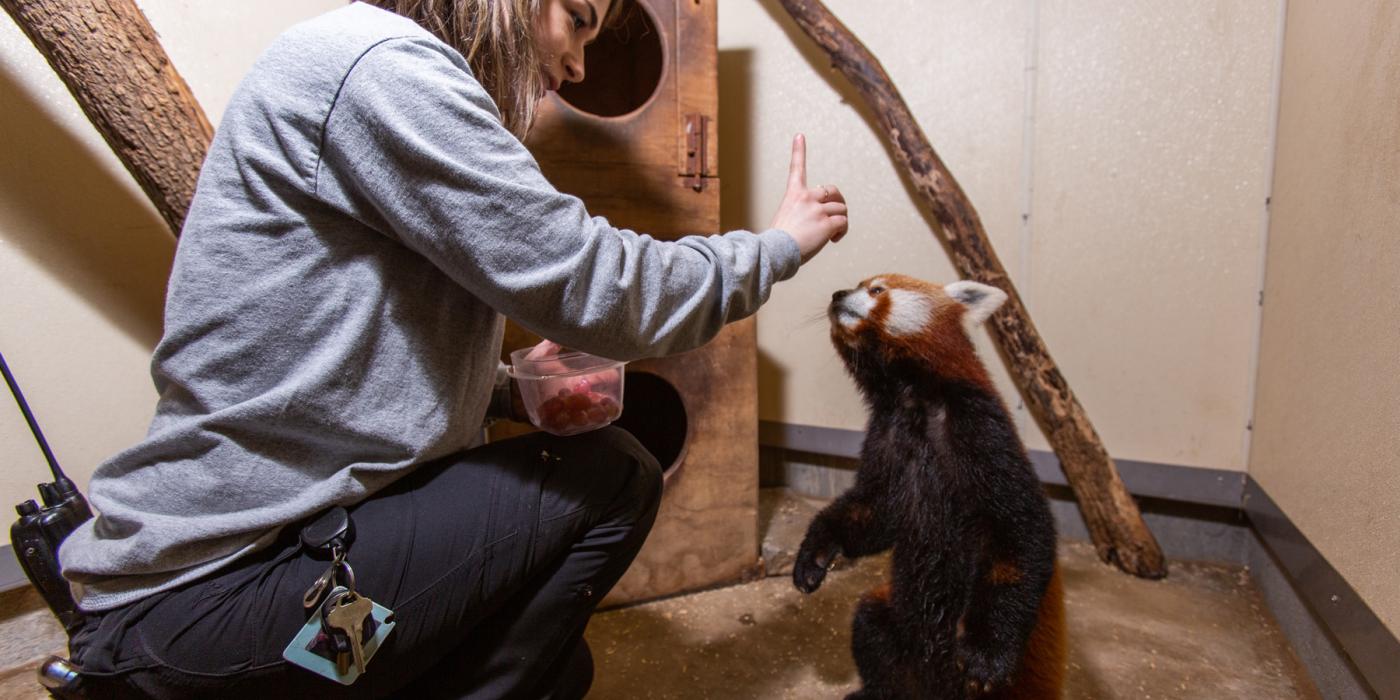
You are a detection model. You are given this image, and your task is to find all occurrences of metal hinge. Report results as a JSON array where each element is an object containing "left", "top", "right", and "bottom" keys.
[{"left": 683, "top": 113, "right": 711, "bottom": 192}]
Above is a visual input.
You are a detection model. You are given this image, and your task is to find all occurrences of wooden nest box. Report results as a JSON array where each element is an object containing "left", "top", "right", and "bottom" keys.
[{"left": 501, "top": 0, "right": 761, "bottom": 605}]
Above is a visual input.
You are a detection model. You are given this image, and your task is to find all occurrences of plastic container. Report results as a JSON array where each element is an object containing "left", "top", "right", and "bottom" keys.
[{"left": 507, "top": 346, "right": 626, "bottom": 436}]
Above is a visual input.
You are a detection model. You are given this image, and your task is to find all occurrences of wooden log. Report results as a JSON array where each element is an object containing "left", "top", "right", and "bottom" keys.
[
  {"left": 2, "top": 0, "right": 213, "bottom": 235},
  {"left": 775, "top": 0, "right": 1167, "bottom": 578}
]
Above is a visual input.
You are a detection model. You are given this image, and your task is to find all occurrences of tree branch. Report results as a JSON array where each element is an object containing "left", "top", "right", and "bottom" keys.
[{"left": 2, "top": 0, "right": 213, "bottom": 234}]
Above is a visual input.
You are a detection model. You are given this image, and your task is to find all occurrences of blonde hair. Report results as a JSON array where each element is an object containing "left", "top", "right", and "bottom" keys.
[{"left": 366, "top": 0, "right": 628, "bottom": 138}]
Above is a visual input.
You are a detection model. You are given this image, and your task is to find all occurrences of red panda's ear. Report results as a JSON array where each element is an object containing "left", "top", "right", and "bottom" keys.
[{"left": 945, "top": 281, "right": 1008, "bottom": 327}]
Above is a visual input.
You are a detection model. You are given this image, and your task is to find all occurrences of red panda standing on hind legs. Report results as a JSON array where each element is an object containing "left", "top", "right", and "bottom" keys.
[{"left": 794, "top": 274, "right": 1066, "bottom": 699}]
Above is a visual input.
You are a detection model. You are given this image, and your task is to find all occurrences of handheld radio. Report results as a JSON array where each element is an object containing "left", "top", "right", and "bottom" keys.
[{"left": 1, "top": 350, "right": 92, "bottom": 633}]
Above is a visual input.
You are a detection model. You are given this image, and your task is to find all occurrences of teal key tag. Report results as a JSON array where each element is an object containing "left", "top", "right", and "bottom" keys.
[{"left": 283, "top": 597, "right": 396, "bottom": 685}]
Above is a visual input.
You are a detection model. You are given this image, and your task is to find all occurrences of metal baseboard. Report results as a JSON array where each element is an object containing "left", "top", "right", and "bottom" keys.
[
  {"left": 1245, "top": 479, "right": 1397, "bottom": 699},
  {"left": 760, "top": 420, "right": 1244, "bottom": 507},
  {"left": 0, "top": 544, "right": 28, "bottom": 593}
]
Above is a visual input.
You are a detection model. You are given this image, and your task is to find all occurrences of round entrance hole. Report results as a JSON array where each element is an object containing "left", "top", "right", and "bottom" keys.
[
  {"left": 555, "top": 3, "right": 665, "bottom": 118},
  {"left": 613, "top": 371, "right": 687, "bottom": 479}
]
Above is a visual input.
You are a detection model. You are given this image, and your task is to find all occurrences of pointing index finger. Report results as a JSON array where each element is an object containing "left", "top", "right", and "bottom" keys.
[{"left": 788, "top": 134, "right": 807, "bottom": 188}]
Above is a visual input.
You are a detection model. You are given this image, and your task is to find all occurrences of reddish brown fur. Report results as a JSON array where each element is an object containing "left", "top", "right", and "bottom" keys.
[
  {"left": 986, "top": 561, "right": 1025, "bottom": 586},
  {"left": 864, "top": 581, "right": 893, "bottom": 604}
]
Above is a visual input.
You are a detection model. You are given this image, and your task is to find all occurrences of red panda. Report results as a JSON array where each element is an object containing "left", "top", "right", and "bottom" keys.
[{"left": 795, "top": 274, "right": 1066, "bottom": 699}]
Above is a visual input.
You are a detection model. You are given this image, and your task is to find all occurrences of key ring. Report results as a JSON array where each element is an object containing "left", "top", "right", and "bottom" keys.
[
  {"left": 336, "top": 559, "right": 356, "bottom": 594},
  {"left": 303, "top": 546, "right": 353, "bottom": 610}
]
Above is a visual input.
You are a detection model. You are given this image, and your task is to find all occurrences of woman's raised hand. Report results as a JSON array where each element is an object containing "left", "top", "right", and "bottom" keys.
[{"left": 769, "top": 134, "right": 849, "bottom": 263}]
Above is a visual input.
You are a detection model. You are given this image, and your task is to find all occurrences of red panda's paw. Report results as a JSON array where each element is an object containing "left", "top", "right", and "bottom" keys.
[
  {"left": 793, "top": 538, "right": 838, "bottom": 594},
  {"left": 957, "top": 644, "right": 1017, "bottom": 696}
]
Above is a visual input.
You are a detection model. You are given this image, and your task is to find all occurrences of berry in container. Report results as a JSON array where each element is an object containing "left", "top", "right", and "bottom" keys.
[{"left": 507, "top": 345, "right": 626, "bottom": 436}]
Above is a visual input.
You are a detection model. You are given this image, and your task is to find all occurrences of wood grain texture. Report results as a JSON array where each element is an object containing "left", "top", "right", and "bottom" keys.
[
  {"left": 606, "top": 318, "right": 761, "bottom": 605},
  {"left": 774, "top": 0, "right": 1166, "bottom": 578},
  {"left": 527, "top": 0, "right": 720, "bottom": 234},
  {"left": 2, "top": 0, "right": 213, "bottom": 235}
]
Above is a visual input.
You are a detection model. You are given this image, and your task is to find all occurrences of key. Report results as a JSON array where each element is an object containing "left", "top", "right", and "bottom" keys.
[
  {"left": 317, "top": 587, "right": 377, "bottom": 678},
  {"left": 325, "top": 592, "right": 375, "bottom": 675},
  {"left": 316, "top": 586, "right": 354, "bottom": 674},
  {"left": 335, "top": 648, "right": 351, "bottom": 677}
]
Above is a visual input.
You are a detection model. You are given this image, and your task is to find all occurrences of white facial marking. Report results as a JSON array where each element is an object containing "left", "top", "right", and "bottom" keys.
[
  {"left": 944, "top": 281, "right": 1008, "bottom": 331},
  {"left": 884, "top": 289, "right": 934, "bottom": 336},
  {"left": 837, "top": 291, "right": 876, "bottom": 329}
]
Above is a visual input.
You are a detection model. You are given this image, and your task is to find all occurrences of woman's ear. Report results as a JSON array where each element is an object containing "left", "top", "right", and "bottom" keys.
[{"left": 944, "top": 281, "right": 1008, "bottom": 327}]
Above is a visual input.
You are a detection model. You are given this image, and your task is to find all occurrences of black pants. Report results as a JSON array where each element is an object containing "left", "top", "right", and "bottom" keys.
[{"left": 68, "top": 426, "right": 662, "bottom": 699}]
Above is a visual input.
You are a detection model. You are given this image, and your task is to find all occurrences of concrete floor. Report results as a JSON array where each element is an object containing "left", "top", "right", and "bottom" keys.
[
  {"left": 583, "top": 490, "right": 1320, "bottom": 699},
  {"left": 0, "top": 584, "right": 70, "bottom": 699},
  {"left": 0, "top": 489, "right": 1321, "bottom": 699}
]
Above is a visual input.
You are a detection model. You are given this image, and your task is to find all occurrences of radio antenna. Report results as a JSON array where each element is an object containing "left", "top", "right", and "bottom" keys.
[{"left": 0, "top": 351, "right": 70, "bottom": 485}]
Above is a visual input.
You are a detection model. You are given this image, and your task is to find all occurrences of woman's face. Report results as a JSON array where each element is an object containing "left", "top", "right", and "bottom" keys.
[{"left": 534, "top": 0, "right": 610, "bottom": 93}]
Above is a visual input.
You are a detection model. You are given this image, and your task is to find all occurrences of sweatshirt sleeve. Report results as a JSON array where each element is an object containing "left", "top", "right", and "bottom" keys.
[{"left": 313, "top": 37, "right": 801, "bottom": 361}]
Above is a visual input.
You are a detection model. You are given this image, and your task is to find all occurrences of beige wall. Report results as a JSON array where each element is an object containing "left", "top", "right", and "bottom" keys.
[
  {"left": 0, "top": 1, "right": 341, "bottom": 507},
  {"left": 1249, "top": 0, "right": 1400, "bottom": 633},
  {"left": 722, "top": 0, "right": 1281, "bottom": 472}
]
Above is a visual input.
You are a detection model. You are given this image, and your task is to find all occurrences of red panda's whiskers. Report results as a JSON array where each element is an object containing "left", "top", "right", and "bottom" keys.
[{"left": 799, "top": 308, "right": 830, "bottom": 328}]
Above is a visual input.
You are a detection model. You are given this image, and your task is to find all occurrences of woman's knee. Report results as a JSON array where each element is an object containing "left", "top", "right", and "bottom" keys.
[
  {"left": 532, "top": 426, "right": 662, "bottom": 524},
  {"left": 578, "top": 426, "right": 663, "bottom": 518},
  {"left": 594, "top": 426, "right": 662, "bottom": 499}
]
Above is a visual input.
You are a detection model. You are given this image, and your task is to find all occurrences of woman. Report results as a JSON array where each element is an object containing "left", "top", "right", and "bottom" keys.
[{"left": 59, "top": 0, "right": 847, "bottom": 697}]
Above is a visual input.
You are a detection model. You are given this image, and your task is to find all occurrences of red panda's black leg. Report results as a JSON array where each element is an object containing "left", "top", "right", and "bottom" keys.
[
  {"left": 847, "top": 593, "right": 898, "bottom": 700},
  {"left": 849, "top": 589, "right": 966, "bottom": 700},
  {"left": 958, "top": 515, "right": 1057, "bottom": 693},
  {"left": 849, "top": 586, "right": 950, "bottom": 700},
  {"left": 794, "top": 487, "right": 892, "bottom": 593}
]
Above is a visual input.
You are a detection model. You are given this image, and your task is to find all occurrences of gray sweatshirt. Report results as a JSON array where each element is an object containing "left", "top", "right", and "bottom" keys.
[{"left": 58, "top": 2, "right": 799, "bottom": 612}]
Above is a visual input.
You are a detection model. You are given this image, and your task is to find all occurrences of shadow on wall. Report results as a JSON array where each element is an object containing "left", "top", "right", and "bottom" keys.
[
  {"left": 718, "top": 47, "right": 756, "bottom": 234},
  {"left": 720, "top": 48, "right": 793, "bottom": 425},
  {"left": 0, "top": 63, "right": 174, "bottom": 349},
  {"left": 756, "top": 347, "right": 787, "bottom": 429}
]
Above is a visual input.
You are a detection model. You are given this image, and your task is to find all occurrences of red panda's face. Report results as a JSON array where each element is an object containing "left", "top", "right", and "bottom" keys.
[
  {"left": 829, "top": 274, "right": 1008, "bottom": 367},
  {"left": 829, "top": 274, "right": 944, "bottom": 347}
]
